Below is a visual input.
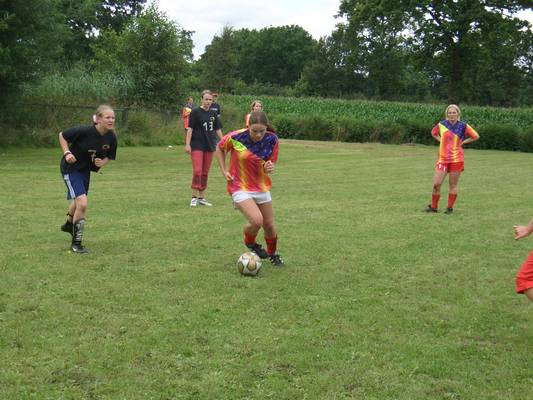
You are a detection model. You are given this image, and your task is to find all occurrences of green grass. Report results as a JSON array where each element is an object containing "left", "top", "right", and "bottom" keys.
[{"left": 1, "top": 142, "right": 533, "bottom": 399}]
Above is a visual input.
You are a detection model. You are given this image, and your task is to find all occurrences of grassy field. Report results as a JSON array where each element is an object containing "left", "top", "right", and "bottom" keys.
[{"left": 1, "top": 142, "right": 533, "bottom": 399}]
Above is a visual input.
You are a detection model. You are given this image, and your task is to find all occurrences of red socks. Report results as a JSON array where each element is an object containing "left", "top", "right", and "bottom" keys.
[
  {"left": 244, "top": 232, "right": 256, "bottom": 246},
  {"left": 431, "top": 194, "right": 440, "bottom": 210},
  {"left": 447, "top": 193, "right": 457, "bottom": 209},
  {"left": 265, "top": 237, "right": 277, "bottom": 255}
]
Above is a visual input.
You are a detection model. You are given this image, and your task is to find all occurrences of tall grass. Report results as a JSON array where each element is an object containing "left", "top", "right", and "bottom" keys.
[{"left": 20, "top": 65, "right": 134, "bottom": 106}]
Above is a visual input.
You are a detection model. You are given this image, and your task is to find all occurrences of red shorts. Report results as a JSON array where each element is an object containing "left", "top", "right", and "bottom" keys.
[
  {"left": 516, "top": 250, "right": 533, "bottom": 293},
  {"left": 436, "top": 161, "right": 464, "bottom": 173}
]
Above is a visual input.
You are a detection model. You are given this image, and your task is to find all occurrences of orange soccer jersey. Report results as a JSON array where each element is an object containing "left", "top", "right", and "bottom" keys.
[
  {"left": 432, "top": 120, "right": 479, "bottom": 163},
  {"left": 218, "top": 129, "right": 279, "bottom": 195}
]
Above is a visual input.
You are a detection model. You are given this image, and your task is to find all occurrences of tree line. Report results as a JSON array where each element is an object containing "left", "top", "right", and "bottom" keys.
[{"left": 1, "top": 0, "right": 532, "bottom": 109}]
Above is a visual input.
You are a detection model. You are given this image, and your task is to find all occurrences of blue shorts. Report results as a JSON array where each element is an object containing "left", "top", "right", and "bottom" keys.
[{"left": 63, "top": 171, "right": 90, "bottom": 200}]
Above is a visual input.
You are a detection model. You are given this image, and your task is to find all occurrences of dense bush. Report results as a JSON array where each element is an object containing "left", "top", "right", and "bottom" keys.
[{"left": 2, "top": 95, "right": 532, "bottom": 153}]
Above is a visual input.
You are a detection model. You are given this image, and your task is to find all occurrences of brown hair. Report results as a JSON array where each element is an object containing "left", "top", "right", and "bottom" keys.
[
  {"left": 201, "top": 89, "right": 212, "bottom": 99},
  {"left": 248, "top": 111, "right": 269, "bottom": 127},
  {"left": 250, "top": 100, "right": 262, "bottom": 111}
]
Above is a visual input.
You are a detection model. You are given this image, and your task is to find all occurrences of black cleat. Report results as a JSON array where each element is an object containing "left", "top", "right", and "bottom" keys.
[
  {"left": 71, "top": 242, "right": 89, "bottom": 254},
  {"left": 61, "top": 221, "right": 73, "bottom": 237},
  {"left": 246, "top": 243, "right": 269, "bottom": 259},
  {"left": 269, "top": 253, "right": 284, "bottom": 267},
  {"left": 444, "top": 207, "right": 453, "bottom": 214},
  {"left": 424, "top": 205, "right": 438, "bottom": 213}
]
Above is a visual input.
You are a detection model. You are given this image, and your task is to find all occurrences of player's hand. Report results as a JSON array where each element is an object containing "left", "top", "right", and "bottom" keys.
[
  {"left": 65, "top": 153, "right": 76, "bottom": 164},
  {"left": 184, "top": 144, "right": 191, "bottom": 154},
  {"left": 264, "top": 160, "right": 275, "bottom": 173},
  {"left": 94, "top": 158, "right": 106, "bottom": 167},
  {"left": 514, "top": 225, "right": 532, "bottom": 240},
  {"left": 223, "top": 171, "right": 234, "bottom": 182}
]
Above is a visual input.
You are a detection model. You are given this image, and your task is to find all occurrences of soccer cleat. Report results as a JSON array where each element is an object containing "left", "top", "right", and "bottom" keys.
[
  {"left": 269, "top": 253, "right": 284, "bottom": 267},
  {"left": 197, "top": 198, "right": 212, "bottom": 206},
  {"left": 424, "top": 205, "right": 438, "bottom": 213},
  {"left": 246, "top": 243, "right": 269, "bottom": 259},
  {"left": 61, "top": 221, "right": 73, "bottom": 237},
  {"left": 190, "top": 197, "right": 198, "bottom": 207},
  {"left": 71, "top": 242, "right": 89, "bottom": 254},
  {"left": 444, "top": 207, "right": 453, "bottom": 214}
]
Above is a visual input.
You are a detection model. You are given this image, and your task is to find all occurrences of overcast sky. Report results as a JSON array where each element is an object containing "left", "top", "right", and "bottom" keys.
[
  {"left": 156, "top": 0, "right": 346, "bottom": 59},
  {"left": 155, "top": 1, "right": 533, "bottom": 60}
]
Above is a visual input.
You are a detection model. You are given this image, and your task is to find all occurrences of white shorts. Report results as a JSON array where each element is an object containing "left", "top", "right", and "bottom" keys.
[{"left": 231, "top": 191, "right": 272, "bottom": 204}]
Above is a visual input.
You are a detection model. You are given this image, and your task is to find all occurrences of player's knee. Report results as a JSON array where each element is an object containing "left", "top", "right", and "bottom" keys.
[
  {"left": 75, "top": 197, "right": 88, "bottom": 211},
  {"left": 250, "top": 217, "right": 263, "bottom": 230},
  {"left": 263, "top": 220, "right": 275, "bottom": 232}
]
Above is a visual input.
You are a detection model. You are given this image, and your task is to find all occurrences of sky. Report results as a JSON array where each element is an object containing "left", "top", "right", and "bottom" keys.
[
  {"left": 156, "top": 0, "right": 346, "bottom": 59},
  {"left": 155, "top": 1, "right": 533, "bottom": 60}
]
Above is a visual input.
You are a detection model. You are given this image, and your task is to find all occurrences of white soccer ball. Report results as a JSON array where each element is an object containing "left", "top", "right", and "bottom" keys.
[{"left": 237, "top": 252, "right": 262, "bottom": 276}]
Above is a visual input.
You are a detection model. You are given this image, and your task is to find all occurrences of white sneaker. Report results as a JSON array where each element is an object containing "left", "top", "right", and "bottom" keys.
[
  {"left": 198, "top": 198, "right": 212, "bottom": 206},
  {"left": 190, "top": 197, "right": 198, "bottom": 207}
]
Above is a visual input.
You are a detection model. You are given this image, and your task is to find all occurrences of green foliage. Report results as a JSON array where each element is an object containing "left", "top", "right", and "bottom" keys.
[
  {"left": 0, "top": 0, "right": 67, "bottom": 98},
  {"left": 335, "top": 0, "right": 533, "bottom": 105},
  {"left": 198, "top": 25, "right": 316, "bottom": 91},
  {"left": 58, "top": 0, "right": 148, "bottom": 61},
  {"left": 519, "top": 127, "right": 533, "bottom": 153},
  {"left": 0, "top": 104, "right": 182, "bottom": 148},
  {"left": 90, "top": 5, "right": 193, "bottom": 107},
  {"left": 21, "top": 65, "right": 134, "bottom": 105},
  {"left": 471, "top": 124, "right": 521, "bottom": 152}
]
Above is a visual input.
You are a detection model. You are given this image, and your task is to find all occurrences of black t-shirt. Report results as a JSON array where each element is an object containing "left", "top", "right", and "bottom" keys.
[
  {"left": 210, "top": 102, "right": 221, "bottom": 116},
  {"left": 188, "top": 107, "right": 222, "bottom": 151},
  {"left": 60, "top": 125, "right": 117, "bottom": 174}
]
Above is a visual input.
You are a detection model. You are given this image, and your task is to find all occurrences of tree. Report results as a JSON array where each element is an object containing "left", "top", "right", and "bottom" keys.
[
  {"left": 196, "top": 26, "right": 240, "bottom": 93},
  {"left": 59, "top": 0, "right": 147, "bottom": 61},
  {"left": 338, "top": 0, "right": 533, "bottom": 104},
  {"left": 297, "top": 30, "right": 365, "bottom": 97},
  {"left": 199, "top": 25, "right": 316, "bottom": 90},
  {"left": 91, "top": 5, "right": 193, "bottom": 106},
  {"left": 0, "top": 0, "right": 67, "bottom": 100},
  {"left": 239, "top": 26, "right": 316, "bottom": 87}
]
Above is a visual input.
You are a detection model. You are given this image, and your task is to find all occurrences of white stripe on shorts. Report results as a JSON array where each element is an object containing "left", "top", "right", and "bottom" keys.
[{"left": 63, "top": 174, "right": 76, "bottom": 198}]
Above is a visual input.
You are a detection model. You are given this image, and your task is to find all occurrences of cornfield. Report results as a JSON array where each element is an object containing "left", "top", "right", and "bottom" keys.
[{"left": 225, "top": 95, "right": 533, "bottom": 130}]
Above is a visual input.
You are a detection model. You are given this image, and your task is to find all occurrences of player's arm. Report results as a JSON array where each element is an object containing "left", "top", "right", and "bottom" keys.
[
  {"left": 184, "top": 127, "right": 192, "bottom": 154},
  {"left": 215, "top": 141, "right": 233, "bottom": 181},
  {"left": 59, "top": 132, "right": 76, "bottom": 163},
  {"left": 215, "top": 128, "right": 223, "bottom": 141},
  {"left": 431, "top": 125, "right": 441, "bottom": 142},
  {"left": 462, "top": 125, "right": 480, "bottom": 145},
  {"left": 514, "top": 218, "right": 533, "bottom": 240}
]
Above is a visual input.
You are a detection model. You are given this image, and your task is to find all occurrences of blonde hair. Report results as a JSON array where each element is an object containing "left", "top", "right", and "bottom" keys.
[
  {"left": 445, "top": 104, "right": 461, "bottom": 119},
  {"left": 95, "top": 104, "right": 114, "bottom": 117},
  {"left": 201, "top": 89, "right": 212, "bottom": 99}
]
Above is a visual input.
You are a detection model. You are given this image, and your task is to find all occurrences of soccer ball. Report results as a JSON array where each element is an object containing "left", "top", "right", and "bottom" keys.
[{"left": 237, "top": 252, "right": 262, "bottom": 276}]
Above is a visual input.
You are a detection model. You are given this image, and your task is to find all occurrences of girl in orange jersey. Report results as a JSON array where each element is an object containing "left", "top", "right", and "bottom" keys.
[
  {"left": 215, "top": 111, "right": 284, "bottom": 267},
  {"left": 424, "top": 104, "right": 479, "bottom": 214},
  {"left": 181, "top": 96, "right": 194, "bottom": 131},
  {"left": 514, "top": 219, "right": 533, "bottom": 302}
]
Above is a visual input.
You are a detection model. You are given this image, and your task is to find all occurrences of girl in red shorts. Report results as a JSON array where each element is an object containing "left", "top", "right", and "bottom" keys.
[
  {"left": 424, "top": 104, "right": 479, "bottom": 214},
  {"left": 514, "top": 220, "right": 533, "bottom": 301}
]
